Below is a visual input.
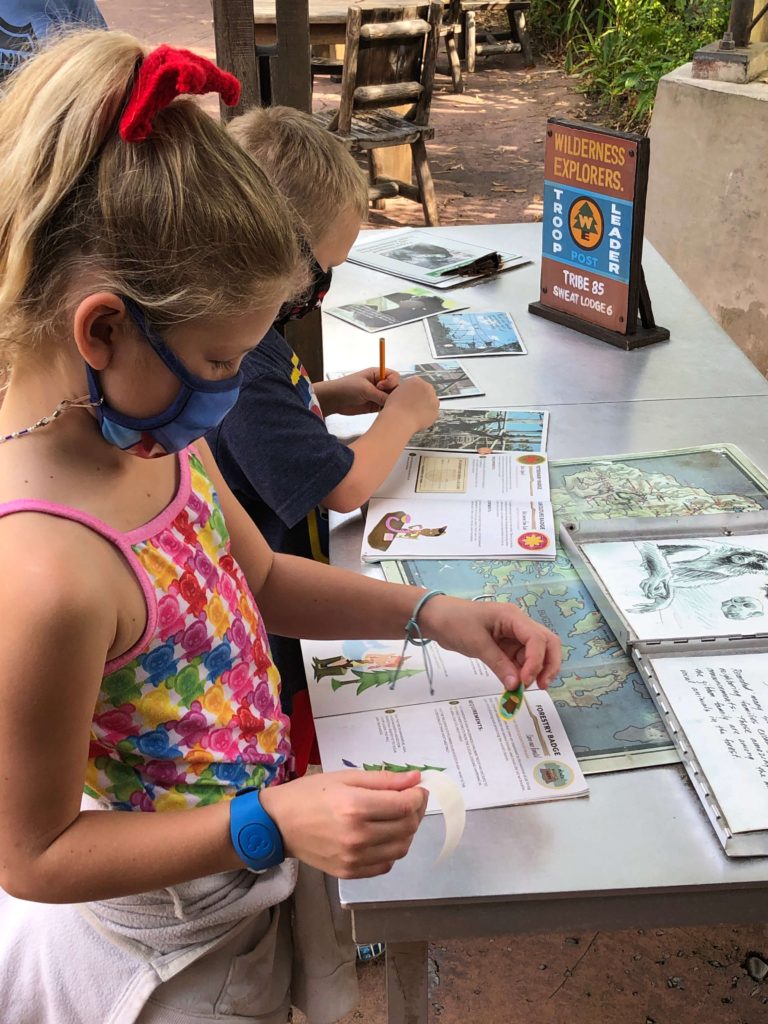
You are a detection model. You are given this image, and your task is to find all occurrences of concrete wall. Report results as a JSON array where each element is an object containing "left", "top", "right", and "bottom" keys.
[{"left": 646, "top": 64, "right": 768, "bottom": 376}]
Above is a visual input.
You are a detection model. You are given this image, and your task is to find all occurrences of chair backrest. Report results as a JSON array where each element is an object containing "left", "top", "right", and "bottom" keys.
[{"left": 337, "top": 2, "right": 443, "bottom": 134}]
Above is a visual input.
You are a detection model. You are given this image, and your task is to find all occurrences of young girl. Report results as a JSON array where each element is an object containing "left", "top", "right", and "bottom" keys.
[{"left": 0, "top": 31, "right": 561, "bottom": 1024}]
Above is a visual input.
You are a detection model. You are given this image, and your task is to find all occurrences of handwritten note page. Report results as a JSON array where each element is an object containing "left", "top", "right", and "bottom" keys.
[{"left": 650, "top": 653, "right": 768, "bottom": 834}]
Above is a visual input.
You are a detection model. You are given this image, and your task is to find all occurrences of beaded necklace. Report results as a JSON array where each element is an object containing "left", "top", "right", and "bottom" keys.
[{"left": 0, "top": 395, "right": 101, "bottom": 444}]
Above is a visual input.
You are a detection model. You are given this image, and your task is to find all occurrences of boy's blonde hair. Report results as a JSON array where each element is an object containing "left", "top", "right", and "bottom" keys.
[
  {"left": 0, "top": 31, "right": 306, "bottom": 364},
  {"left": 228, "top": 106, "right": 368, "bottom": 247}
]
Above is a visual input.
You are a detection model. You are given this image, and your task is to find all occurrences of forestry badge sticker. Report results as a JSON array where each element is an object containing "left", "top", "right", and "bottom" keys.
[
  {"left": 518, "top": 531, "right": 549, "bottom": 552},
  {"left": 534, "top": 761, "right": 575, "bottom": 789}
]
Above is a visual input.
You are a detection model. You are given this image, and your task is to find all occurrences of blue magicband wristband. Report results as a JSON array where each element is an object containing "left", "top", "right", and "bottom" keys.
[{"left": 229, "top": 787, "right": 285, "bottom": 871}]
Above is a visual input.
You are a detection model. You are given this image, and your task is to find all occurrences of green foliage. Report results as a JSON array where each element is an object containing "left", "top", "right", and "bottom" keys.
[{"left": 528, "top": 0, "right": 731, "bottom": 129}]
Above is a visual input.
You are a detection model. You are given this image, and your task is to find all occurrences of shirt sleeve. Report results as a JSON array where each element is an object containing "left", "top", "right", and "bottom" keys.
[{"left": 209, "top": 358, "right": 355, "bottom": 531}]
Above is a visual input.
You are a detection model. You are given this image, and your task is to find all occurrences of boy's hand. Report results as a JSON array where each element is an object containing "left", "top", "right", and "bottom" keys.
[
  {"left": 418, "top": 594, "right": 561, "bottom": 693},
  {"left": 259, "top": 769, "right": 427, "bottom": 878},
  {"left": 316, "top": 368, "right": 400, "bottom": 416},
  {"left": 382, "top": 375, "right": 439, "bottom": 433}
]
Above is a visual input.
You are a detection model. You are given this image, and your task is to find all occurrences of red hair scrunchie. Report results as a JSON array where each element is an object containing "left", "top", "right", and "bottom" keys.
[{"left": 119, "top": 44, "right": 241, "bottom": 143}]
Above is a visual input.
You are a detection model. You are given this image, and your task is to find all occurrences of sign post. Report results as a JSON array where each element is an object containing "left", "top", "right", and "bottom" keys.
[{"left": 529, "top": 117, "right": 669, "bottom": 350}]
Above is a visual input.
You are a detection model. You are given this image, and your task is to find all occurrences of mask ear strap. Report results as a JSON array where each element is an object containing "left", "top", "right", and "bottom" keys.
[{"left": 119, "top": 44, "right": 240, "bottom": 143}]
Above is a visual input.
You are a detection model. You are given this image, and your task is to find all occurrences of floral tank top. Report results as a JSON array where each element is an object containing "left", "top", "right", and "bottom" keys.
[{"left": 0, "top": 448, "right": 291, "bottom": 812}]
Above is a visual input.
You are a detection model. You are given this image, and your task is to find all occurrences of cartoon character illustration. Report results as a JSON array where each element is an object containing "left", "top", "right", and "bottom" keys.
[
  {"left": 367, "top": 511, "right": 447, "bottom": 553},
  {"left": 629, "top": 541, "right": 768, "bottom": 613},
  {"left": 721, "top": 596, "right": 764, "bottom": 620}
]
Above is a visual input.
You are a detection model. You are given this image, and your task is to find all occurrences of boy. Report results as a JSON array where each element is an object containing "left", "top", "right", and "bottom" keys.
[{"left": 208, "top": 106, "right": 439, "bottom": 776}]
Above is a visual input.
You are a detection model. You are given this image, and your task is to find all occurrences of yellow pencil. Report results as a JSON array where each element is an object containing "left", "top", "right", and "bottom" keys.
[{"left": 379, "top": 336, "right": 386, "bottom": 383}]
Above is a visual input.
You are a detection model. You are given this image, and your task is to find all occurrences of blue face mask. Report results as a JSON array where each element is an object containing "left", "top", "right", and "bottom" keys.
[{"left": 85, "top": 297, "right": 243, "bottom": 459}]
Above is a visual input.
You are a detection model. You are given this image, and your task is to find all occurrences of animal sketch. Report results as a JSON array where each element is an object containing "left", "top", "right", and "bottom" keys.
[
  {"left": 629, "top": 541, "right": 768, "bottom": 613},
  {"left": 721, "top": 596, "right": 764, "bottom": 620}
]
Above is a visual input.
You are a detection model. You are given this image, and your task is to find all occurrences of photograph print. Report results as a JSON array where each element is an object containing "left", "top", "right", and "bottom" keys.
[
  {"left": 426, "top": 312, "right": 526, "bottom": 358},
  {"left": 326, "top": 287, "right": 468, "bottom": 333}
]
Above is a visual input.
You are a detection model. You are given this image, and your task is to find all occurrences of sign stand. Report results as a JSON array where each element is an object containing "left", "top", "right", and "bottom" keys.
[{"left": 529, "top": 118, "right": 669, "bottom": 351}]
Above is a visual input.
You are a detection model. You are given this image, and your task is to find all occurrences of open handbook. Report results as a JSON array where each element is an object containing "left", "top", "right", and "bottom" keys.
[
  {"left": 301, "top": 637, "right": 587, "bottom": 813},
  {"left": 361, "top": 450, "right": 556, "bottom": 562},
  {"left": 563, "top": 510, "right": 768, "bottom": 856}
]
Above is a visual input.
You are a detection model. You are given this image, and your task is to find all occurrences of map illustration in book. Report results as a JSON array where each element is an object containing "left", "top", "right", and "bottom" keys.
[
  {"left": 376, "top": 445, "right": 768, "bottom": 772},
  {"left": 425, "top": 312, "right": 526, "bottom": 359},
  {"left": 325, "top": 286, "right": 467, "bottom": 332},
  {"left": 407, "top": 408, "right": 549, "bottom": 453},
  {"left": 361, "top": 451, "right": 555, "bottom": 562},
  {"left": 346, "top": 229, "right": 530, "bottom": 288},
  {"left": 382, "top": 557, "right": 674, "bottom": 775},
  {"left": 549, "top": 446, "right": 768, "bottom": 522},
  {"left": 303, "top": 638, "right": 588, "bottom": 813}
]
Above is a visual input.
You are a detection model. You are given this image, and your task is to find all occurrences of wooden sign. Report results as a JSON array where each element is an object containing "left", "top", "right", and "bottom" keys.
[{"left": 529, "top": 118, "right": 669, "bottom": 350}]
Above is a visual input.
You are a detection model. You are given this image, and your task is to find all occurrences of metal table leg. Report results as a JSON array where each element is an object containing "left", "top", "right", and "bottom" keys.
[{"left": 386, "top": 941, "right": 429, "bottom": 1024}]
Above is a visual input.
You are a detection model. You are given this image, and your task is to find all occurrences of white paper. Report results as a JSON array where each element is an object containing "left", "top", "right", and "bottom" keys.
[
  {"left": 376, "top": 451, "right": 551, "bottom": 503},
  {"left": 582, "top": 534, "right": 768, "bottom": 642},
  {"left": 362, "top": 495, "right": 555, "bottom": 561},
  {"left": 419, "top": 770, "right": 466, "bottom": 863},
  {"left": 650, "top": 653, "right": 768, "bottom": 834},
  {"left": 314, "top": 690, "right": 588, "bottom": 813}
]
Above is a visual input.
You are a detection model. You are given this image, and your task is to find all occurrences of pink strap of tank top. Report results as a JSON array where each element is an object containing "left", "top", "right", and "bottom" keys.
[{"left": 0, "top": 451, "right": 192, "bottom": 672}]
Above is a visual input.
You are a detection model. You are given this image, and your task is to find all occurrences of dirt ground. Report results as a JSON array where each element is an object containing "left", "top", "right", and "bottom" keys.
[{"left": 97, "top": 3, "right": 768, "bottom": 1020}]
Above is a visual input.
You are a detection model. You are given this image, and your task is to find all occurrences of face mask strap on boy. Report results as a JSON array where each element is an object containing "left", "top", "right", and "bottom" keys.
[
  {"left": 276, "top": 241, "right": 333, "bottom": 326},
  {"left": 84, "top": 297, "right": 243, "bottom": 459}
]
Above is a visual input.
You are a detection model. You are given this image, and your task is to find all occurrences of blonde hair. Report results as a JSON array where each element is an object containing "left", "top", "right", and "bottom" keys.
[
  {"left": 228, "top": 105, "right": 368, "bottom": 247},
  {"left": 0, "top": 30, "right": 306, "bottom": 364}
]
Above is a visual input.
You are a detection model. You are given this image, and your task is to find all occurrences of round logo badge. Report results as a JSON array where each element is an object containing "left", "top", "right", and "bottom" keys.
[
  {"left": 568, "top": 196, "right": 604, "bottom": 251},
  {"left": 517, "top": 453, "right": 546, "bottom": 465},
  {"left": 533, "top": 761, "right": 574, "bottom": 789},
  {"left": 517, "top": 531, "right": 549, "bottom": 552}
]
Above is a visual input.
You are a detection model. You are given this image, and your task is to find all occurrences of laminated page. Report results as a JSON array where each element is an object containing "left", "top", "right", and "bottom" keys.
[
  {"left": 649, "top": 653, "right": 768, "bottom": 835},
  {"left": 581, "top": 532, "right": 768, "bottom": 642}
]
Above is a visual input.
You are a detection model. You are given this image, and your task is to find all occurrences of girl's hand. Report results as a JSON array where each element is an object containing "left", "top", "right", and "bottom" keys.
[
  {"left": 316, "top": 368, "right": 400, "bottom": 416},
  {"left": 419, "top": 594, "right": 561, "bottom": 692},
  {"left": 260, "top": 769, "right": 427, "bottom": 878}
]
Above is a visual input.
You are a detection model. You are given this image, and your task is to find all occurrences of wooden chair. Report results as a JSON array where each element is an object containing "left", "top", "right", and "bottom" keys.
[
  {"left": 314, "top": 2, "right": 443, "bottom": 226},
  {"left": 443, "top": 1, "right": 534, "bottom": 93}
]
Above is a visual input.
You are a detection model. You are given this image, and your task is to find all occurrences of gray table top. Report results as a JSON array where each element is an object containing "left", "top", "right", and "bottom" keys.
[
  {"left": 322, "top": 223, "right": 768, "bottom": 407},
  {"left": 322, "top": 225, "right": 768, "bottom": 934}
]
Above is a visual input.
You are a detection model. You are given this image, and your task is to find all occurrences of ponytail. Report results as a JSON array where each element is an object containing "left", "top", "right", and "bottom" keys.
[{"left": 0, "top": 30, "right": 304, "bottom": 362}]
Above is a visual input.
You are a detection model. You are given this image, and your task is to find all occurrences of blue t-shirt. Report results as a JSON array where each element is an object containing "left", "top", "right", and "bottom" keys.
[
  {"left": 208, "top": 328, "right": 353, "bottom": 562},
  {"left": 0, "top": 2, "right": 106, "bottom": 77},
  {"left": 207, "top": 329, "right": 354, "bottom": 719}
]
